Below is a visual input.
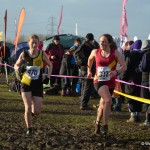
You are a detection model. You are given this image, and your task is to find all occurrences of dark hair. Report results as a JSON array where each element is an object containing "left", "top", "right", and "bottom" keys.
[
  {"left": 74, "top": 37, "right": 81, "bottom": 44},
  {"left": 100, "top": 34, "right": 117, "bottom": 49},
  {"left": 53, "top": 35, "right": 60, "bottom": 41},
  {"left": 125, "top": 40, "right": 134, "bottom": 47},
  {"left": 86, "top": 33, "right": 94, "bottom": 41}
]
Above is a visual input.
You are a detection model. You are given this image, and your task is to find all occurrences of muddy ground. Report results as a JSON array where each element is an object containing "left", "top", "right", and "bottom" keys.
[{"left": 0, "top": 82, "right": 150, "bottom": 150}]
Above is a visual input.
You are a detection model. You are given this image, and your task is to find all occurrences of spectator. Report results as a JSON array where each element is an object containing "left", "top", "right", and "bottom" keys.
[
  {"left": 112, "top": 37, "right": 125, "bottom": 112},
  {"left": 59, "top": 38, "right": 81, "bottom": 96},
  {"left": 139, "top": 39, "right": 150, "bottom": 126},
  {"left": 124, "top": 41, "right": 134, "bottom": 60},
  {"left": 112, "top": 40, "right": 134, "bottom": 111},
  {"left": 77, "top": 33, "right": 99, "bottom": 110},
  {"left": 0, "top": 43, "right": 10, "bottom": 74},
  {"left": 0, "top": 43, "right": 2, "bottom": 73},
  {"left": 45, "top": 35, "right": 65, "bottom": 89},
  {"left": 122, "top": 40, "right": 143, "bottom": 123}
]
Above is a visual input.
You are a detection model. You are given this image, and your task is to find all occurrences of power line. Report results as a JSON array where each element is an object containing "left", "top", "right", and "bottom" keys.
[{"left": 46, "top": 16, "right": 57, "bottom": 36}]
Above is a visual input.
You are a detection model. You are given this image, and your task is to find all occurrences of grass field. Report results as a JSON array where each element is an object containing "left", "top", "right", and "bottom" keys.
[{"left": 0, "top": 75, "right": 150, "bottom": 150}]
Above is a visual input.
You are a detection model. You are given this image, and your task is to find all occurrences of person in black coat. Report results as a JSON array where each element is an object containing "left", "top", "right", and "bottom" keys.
[
  {"left": 59, "top": 38, "right": 81, "bottom": 96},
  {"left": 79, "top": 33, "right": 99, "bottom": 110},
  {"left": 139, "top": 40, "right": 150, "bottom": 126},
  {"left": 0, "top": 44, "right": 10, "bottom": 74},
  {"left": 122, "top": 40, "right": 143, "bottom": 122}
]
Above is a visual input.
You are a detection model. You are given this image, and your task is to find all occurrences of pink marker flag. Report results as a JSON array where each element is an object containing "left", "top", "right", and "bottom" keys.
[
  {"left": 57, "top": 6, "right": 63, "bottom": 35},
  {"left": 14, "top": 8, "right": 26, "bottom": 56},
  {"left": 120, "top": 0, "right": 128, "bottom": 38}
]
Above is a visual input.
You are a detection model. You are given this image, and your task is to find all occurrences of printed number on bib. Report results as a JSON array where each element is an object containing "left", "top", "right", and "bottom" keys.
[
  {"left": 26, "top": 66, "right": 40, "bottom": 80},
  {"left": 98, "top": 66, "right": 110, "bottom": 81}
]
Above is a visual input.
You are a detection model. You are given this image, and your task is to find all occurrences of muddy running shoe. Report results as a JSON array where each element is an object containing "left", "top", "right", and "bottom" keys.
[
  {"left": 140, "top": 121, "right": 150, "bottom": 127},
  {"left": 126, "top": 117, "right": 136, "bottom": 123},
  {"left": 80, "top": 105, "right": 93, "bottom": 110},
  {"left": 26, "top": 128, "right": 33, "bottom": 135},
  {"left": 102, "top": 125, "right": 108, "bottom": 135},
  {"left": 94, "top": 121, "right": 101, "bottom": 134}
]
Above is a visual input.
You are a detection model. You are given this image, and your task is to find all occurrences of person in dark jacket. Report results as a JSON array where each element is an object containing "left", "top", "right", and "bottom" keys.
[
  {"left": 59, "top": 38, "right": 81, "bottom": 96},
  {"left": 123, "top": 40, "right": 134, "bottom": 60},
  {"left": 139, "top": 40, "right": 150, "bottom": 126},
  {"left": 0, "top": 44, "right": 10, "bottom": 74},
  {"left": 45, "top": 35, "right": 65, "bottom": 88},
  {"left": 79, "top": 33, "right": 99, "bottom": 110},
  {"left": 122, "top": 40, "right": 143, "bottom": 122},
  {"left": 117, "top": 40, "right": 134, "bottom": 105}
]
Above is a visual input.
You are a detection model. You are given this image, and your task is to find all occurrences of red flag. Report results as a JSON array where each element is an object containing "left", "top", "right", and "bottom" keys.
[
  {"left": 120, "top": 0, "right": 128, "bottom": 38},
  {"left": 4, "top": 9, "right": 7, "bottom": 57},
  {"left": 14, "top": 8, "right": 26, "bottom": 56},
  {"left": 57, "top": 6, "right": 63, "bottom": 35}
]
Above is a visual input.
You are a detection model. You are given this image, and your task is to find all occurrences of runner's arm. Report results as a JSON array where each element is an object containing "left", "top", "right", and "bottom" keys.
[
  {"left": 14, "top": 52, "right": 24, "bottom": 72},
  {"left": 43, "top": 52, "right": 53, "bottom": 78},
  {"left": 115, "top": 50, "right": 127, "bottom": 74},
  {"left": 87, "top": 49, "right": 96, "bottom": 78}
]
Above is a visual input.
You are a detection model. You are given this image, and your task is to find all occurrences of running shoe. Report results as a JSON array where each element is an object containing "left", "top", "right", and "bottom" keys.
[
  {"left": 102, "top": 125, "right": 108, "bottom": 135},
  {"left": 26, "top": 128, "right": 32, "bottom": 135},
  {"left": 80, "top": 105, "right": 93, "bottom": 110},
  {"left": 94, "top": 121, "right": 101, "bottom": 134},
  {"left": 140, "top": 121, "right": 150, "bottom": 127}
]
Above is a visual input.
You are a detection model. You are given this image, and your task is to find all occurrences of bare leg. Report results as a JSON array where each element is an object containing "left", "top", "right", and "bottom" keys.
[
  {"left": 22, "top": 92, "right": 32, "bottom": 128},
  {"left": 32, "top": 96, "right": 43, "bottom": 115},
  {"left": 96, "top": 98, "right": 105, "bottom": 123},
  {"left": 95, "top": 96, "right": 106, "bottom": 134},
  {"left": 98, "top": 85, "right": 112, "bottom": 125}
]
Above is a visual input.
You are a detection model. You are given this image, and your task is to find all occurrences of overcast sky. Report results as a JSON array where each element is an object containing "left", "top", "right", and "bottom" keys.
[{"left": 0, "top": 0, "right": 150, "bottom": 41}]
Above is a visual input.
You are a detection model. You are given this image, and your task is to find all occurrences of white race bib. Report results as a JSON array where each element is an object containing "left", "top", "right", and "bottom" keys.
[
  {"left": 26, "top": 66, "right": 40, "bottom": 80},
  {"left": 97, "top": 66, "right": 111, "bottom": 81}
]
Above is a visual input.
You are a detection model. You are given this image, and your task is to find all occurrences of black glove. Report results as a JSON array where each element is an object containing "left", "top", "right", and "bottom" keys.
[
  {"left": 43, "top": 77, "right": 50, "bottom": 84},
  {"left": 15, "top": 64, "right": 26, "bottom": 81}
]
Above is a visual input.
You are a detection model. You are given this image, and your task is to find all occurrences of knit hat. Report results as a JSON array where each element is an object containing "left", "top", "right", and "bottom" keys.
[
  {"left": 130, "top": 40, "right": 142, "bottom": 50},
  {"left": 53, "top": 35, "right": 60, "bottom": 40},
  {"left": 86, "top": 33, "right": 94, "bottom": 41},
  {"left": 141, "top": 40, "right": 150, "bottom": 51}
]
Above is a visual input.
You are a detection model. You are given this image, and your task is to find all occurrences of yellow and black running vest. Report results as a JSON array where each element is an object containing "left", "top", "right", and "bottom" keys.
[{"left": 21, "top": 50, "right": 44, "bottom": 86}]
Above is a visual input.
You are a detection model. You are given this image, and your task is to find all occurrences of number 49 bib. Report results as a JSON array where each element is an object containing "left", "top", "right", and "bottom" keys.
[{"left": 97, "top": 66, "right": 111, "bottom": 81}]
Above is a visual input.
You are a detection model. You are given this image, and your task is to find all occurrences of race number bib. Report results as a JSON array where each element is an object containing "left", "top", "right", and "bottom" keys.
[
  {"left": 97, "top": 66, "right": 111, "bottom": 81},
  {"left": 26, "top": 66, "right": 40, "bottom": 80}
]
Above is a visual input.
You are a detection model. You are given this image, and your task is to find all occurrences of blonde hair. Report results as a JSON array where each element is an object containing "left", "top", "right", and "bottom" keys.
[{"left": 28, "top": 34, "right": 39, "bottom": 42}]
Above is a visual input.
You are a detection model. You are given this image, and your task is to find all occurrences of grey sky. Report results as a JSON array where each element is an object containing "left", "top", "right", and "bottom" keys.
[{"left": 0, "top": 0, "right": 150, "bottom": 41}]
